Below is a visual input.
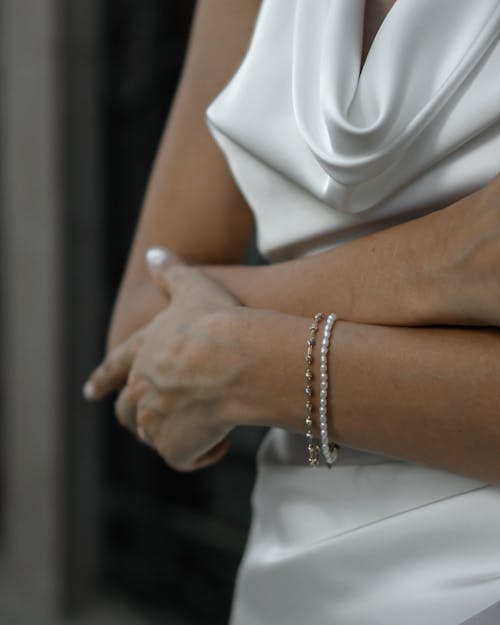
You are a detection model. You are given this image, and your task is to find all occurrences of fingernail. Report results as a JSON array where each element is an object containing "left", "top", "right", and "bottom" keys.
[
  {"left": 146, "top": 246, "right": 169, "bottom": 267},
  {"left": 82, "top": 380, "right": 96, "bottom": 401}
]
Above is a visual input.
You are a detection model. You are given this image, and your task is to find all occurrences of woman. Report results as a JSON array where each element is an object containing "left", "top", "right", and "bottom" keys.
[{"left": 85, "top": 0, "right": 500, "bottom": 623}]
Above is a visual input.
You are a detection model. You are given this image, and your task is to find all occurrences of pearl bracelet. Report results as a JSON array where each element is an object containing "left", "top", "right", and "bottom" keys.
[
  {"left": 305, "top": 312, "right": 324, "bottom": 467},
  {"left": 319, "top": 313, "right": 340, "bottom": 468}
]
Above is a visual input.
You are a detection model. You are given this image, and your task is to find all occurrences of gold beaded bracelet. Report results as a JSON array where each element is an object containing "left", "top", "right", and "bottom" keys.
[{"left": 305, "top": 312, "right": 324, "bottom": 467}]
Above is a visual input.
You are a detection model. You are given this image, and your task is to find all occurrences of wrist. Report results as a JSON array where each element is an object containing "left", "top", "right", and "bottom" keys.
[
  {"left": 218, "top": 306, "right": 310, "bottom": 433},
  {"left": 218, "top": 305, "right": 360, "bottom": 451},
  {"left": 201, "top": 264, "right": 273, "bottom": 309}
]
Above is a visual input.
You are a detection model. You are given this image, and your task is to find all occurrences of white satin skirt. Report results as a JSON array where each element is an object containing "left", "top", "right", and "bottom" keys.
[{"left": 229, "top": 428, "right": 500, "bottom": 625}]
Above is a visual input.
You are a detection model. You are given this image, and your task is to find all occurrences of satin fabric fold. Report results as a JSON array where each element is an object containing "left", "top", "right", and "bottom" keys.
[
  {"left": 293, "top": 0, "right": 500, "bottom": 185},
  {"left": 228, "top": 431, "right": 500, "bottom": 625},
  {"left": 206, "top": 0, "right": 500, "bottom": 260}
]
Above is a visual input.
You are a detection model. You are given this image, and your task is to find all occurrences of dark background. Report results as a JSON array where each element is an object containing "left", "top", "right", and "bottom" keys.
[
  {"left": 0, "top": 1, "right": 265, "bottom": 624},
  {"left": 102, "top": 1, "right": 264, "bottom": 623}
]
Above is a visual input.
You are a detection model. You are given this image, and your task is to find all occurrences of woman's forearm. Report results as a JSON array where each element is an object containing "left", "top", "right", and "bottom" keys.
[
  {"left": 109, "top": 172, "right": 500, "bottom": 350},
  {"left": 229, "top": 307, "right": 500, "bottom": 484},
  {"left": 108, "top": 207, "right": 434, "bottom": 349},
  {"left": 204, "top": 178, "right": 500, "bottom": 327},
  {"left": 325, "top": 322, "right": 500, "bottom": 483},
  {"left": 203, "top": 212, "right": 435, "bottom": 323}
]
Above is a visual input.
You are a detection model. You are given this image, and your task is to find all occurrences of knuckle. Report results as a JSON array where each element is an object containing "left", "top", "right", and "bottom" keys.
[
  {"left": 136, "top": 409, "right": 152, "bottom": 429},
  {"left": 127, "top": 376, "right": 145, "bottom": 401}
]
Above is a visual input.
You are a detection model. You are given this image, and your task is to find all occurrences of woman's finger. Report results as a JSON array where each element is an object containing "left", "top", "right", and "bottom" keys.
[
  {"left": 145, "top": 246, "right": 185, "bottom": 297},
  {"left": 145, "top": 245, "right": 240, "bottom": 308},
  {"left": 83, "top": 331, "right": 141, "bottom": 400},
  {"left": 114, "top": 385, "right": 137, "bottom": 434},
  {"left": 136, "top": 401, "right": 163, "bottom": 447}
]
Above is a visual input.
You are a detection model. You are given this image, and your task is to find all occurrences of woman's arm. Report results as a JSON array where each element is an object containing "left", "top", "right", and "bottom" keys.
[
  {"left": 202, "top": 176, "right": 500, "bottom": 327},
  {"left": 224, "top": 307, "right": 500, "bottom": 484},
  {"left": 89, "top": 259, "right": 500, "bottom": 482},
  {"left": 107, "top": 0, "right": 261, "bottom": 349}
]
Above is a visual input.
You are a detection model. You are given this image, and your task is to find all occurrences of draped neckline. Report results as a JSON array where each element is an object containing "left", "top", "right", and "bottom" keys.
[
  {"left": 292, "top": 0, "right": 500, "bottom": 190},
  {"left": 206, "top": 0, "right": 500, "bottom": 258}
]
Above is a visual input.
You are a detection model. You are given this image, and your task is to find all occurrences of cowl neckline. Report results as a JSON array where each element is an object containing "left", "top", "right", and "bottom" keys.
[{"left": 292, "top": 0, "right": 500, "bottom": 188}]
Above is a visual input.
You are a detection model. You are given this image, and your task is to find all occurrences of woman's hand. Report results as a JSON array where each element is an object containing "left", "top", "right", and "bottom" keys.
[
  {"left": 85, "top": 250, "right": 246, "bottom": 470},
  {"left": 84, "top": 247, "right": 313, "bottom": 471}
]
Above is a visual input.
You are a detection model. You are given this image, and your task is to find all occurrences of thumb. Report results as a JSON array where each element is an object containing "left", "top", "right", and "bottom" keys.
[
  {"left": 145, "top": 246, "right": 186, "bottom": 297},
  {"left": 147, "top": 246, "right": 240, "bottom": 308}
]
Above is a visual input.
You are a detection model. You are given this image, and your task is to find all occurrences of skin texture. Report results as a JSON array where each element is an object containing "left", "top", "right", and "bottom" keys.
[
  {"left": 107, "top": 0, "right": 259, "bottom": 350},
  {"left": 87, "top": 0, "right": 500, "bottom": 481},
  {"left": 201, "top": 178, "right": 500, "bottom": 327},
  {"left": 88, "top": 252, "right": 500, "bottom": 484}
]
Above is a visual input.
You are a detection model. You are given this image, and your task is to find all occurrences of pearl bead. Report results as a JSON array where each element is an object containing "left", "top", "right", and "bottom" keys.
[{"left": 313, "top": 313, "right": 340, "bottom": 467}]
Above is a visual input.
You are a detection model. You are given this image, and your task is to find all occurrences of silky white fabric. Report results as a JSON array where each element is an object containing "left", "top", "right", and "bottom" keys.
[
  {"left": 205, "top": 0, "right": 500, "bottom": 623},
  {"left": 207, "top": 0, "right": 500, "bottom": 263}
]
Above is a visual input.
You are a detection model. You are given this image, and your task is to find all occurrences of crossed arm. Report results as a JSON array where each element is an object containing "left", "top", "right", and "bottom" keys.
[{"left": 103, "top": 0, "right": 500, "bottom": 483}]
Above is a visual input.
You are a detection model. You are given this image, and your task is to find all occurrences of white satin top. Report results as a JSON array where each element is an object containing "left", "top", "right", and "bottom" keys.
[
  {"left": 205, "top": 2, "right": 500, "bottom": 623},
  {"left": 206, "top": 0, "right": 500, "bottom": 263}
]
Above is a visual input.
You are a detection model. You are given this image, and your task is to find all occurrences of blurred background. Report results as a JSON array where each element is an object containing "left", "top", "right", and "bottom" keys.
[{"left": 0, "top": 1, "right": 264, "bottom": 623}]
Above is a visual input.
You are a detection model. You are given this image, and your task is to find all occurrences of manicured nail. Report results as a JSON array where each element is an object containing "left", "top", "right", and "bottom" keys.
[
  {"left": 146, "top": 246, "right": 169, "bottom": 267},
  {"left": 82, "top": 380, "right": 96, "bottom": 401}
]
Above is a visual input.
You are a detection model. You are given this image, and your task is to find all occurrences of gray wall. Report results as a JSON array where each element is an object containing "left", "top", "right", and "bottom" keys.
[{"left": 0, "top": 0, "right": 106, "bottom": 621}]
